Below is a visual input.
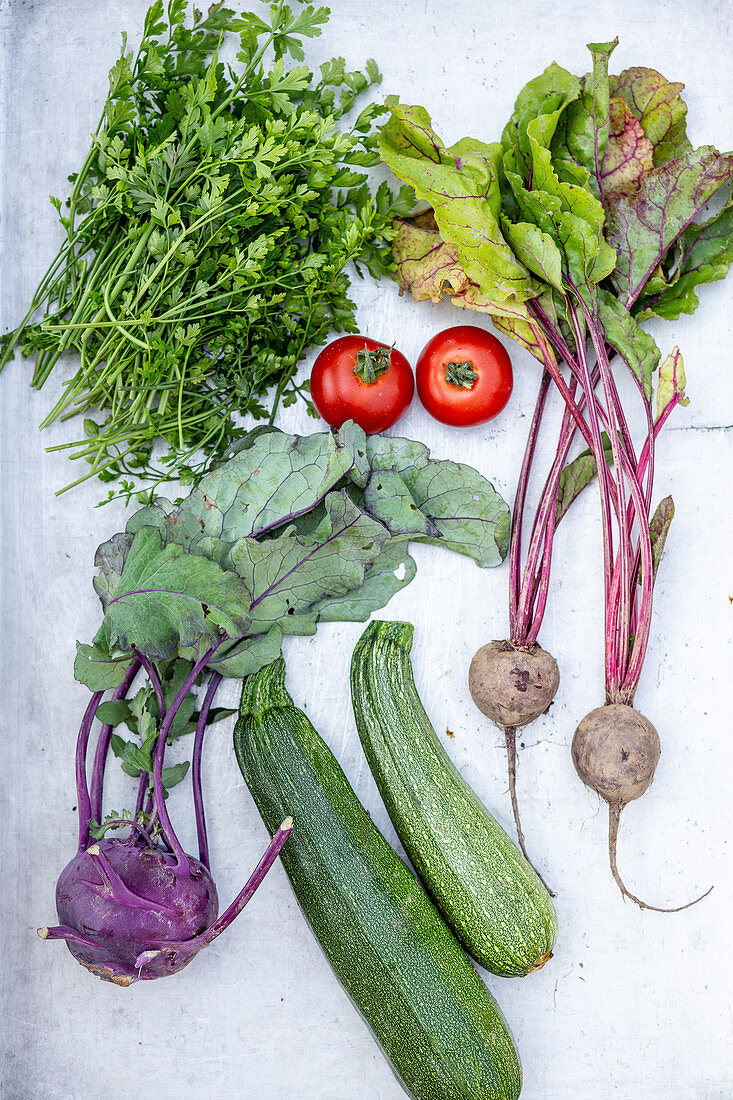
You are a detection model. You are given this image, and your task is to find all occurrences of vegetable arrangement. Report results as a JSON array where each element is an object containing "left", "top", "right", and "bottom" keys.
[
  {"left": 380, "top": 40, "right": 733, "bottom": 906},
  {"left": 0, "top": 1, "right": 412, "bottom": 502},
  {"left": 16, "top": 6, "right": 731, "bottom": 1098}
]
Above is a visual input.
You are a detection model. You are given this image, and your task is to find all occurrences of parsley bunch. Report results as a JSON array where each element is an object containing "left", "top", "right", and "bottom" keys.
[{"left": 2, "top": 1, "right": 412, "bottom": 503}]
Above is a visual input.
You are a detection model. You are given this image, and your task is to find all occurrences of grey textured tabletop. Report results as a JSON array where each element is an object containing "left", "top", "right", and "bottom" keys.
[{"left": 1, "top": 1, "right": 731, "bottom": 1098}]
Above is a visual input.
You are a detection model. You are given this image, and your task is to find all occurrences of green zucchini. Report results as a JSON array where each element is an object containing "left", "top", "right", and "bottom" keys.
[
  {"left": 350, "top": 620, "right": 557, "bottom": 978},
  {"left": 234, "top": 658, "right": 521, "bottom": 1100}
]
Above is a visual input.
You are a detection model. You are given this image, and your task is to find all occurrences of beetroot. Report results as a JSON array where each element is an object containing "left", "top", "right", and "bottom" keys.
[
  {"left": 469, "top": 641, "right": 559, "bottom": 729},
  {"left": 572, "top": 704, "right": 710, "bottom": 912},
  {"left": 467, "top": 369, "right": 589, "bottom": 894}
]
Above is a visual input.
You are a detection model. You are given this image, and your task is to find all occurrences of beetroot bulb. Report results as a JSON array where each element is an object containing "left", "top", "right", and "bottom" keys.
[{"left": 39, "top": 652, "right": 292, "bottom": 984}]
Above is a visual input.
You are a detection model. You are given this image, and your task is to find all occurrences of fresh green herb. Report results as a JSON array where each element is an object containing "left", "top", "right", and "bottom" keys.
[{"left": 1, "top": 2, "right": 412, "bottom": 503}]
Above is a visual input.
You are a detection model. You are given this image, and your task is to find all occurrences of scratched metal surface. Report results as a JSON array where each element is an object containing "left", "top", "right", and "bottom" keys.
[{"left": 1, "top": 1, "right": 731, "bottom": 1098}]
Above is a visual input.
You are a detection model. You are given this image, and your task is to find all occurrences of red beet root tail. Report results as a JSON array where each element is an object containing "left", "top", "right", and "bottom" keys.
[
  {"left": 504, "top": 725, "right": 555, "bottom": 897},
  {"left": 608, "top": 803, "right": 712, "bottom": 913}
]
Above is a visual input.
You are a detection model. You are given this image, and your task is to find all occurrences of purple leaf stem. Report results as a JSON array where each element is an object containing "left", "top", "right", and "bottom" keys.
[
  {"left": 509, "top": 370, "right": 552, "bottom": 642},
  {"left": 134, "top": 772, "right": 149, "bottom": 816},
  {"left": 38, "top": 925, "right": 107, "bottom": 950},
  {"left": 625, "top": 390, "right": 683, "bottom": 610},
  {"left": 573, "top": 292, "right": 640, "bottom": 482},
  {"left": 95, "top": 818, "right": 157, "bottom": 847},
  {"left": 86, "top": 843, "right": 179, "bottom": 914},
  {"left": 525, "top": 520, "right": 556, "bottom": 645},
  {"left": 608, "top": 440, "right": 655, "bottom": 702},
  {"left": 133, "top": 654, "right": 166, "bottom": 820},
  {"left": 192, "top": 673, "right": 222, "bottom": 870},
  {"left": 151, "top": 641, "right": 223, "bottom": 869},
  {"left": 525, "top": 318, "right": 596, "bottom": 451},
  {"left": 90, "top": 659, "right": 142, "bottom": 826},
  {"left": 76, "top": 690, "right": 105, "bottom": 853},
  {"left": 531, "top": 295, "right": 633, "bottom": 506},
  {"left": 567, "top": 302, "right": 617, "bottom": 623},
  {"left": 134, "top": 817, "right": 293, "bottom": 970},
  {"left": 528, "top": 299, "right": 580, "bottom": 374},
  {"left": 602, "top": 426, "right": 656, "bottom": 698},
  {"left": 584, "top": 321, "right": 635, "bottom": 688},
  {"left": 516, "top": 393, "right": 579, "bottom": 641}
]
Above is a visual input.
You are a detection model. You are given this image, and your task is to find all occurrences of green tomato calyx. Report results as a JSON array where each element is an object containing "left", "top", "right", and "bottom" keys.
[
  {"left": 444, "top": 360, "right": 478, "bottom": 388},
  {"left": 354, "top": 345, "right": 392, "bottom": 384}
]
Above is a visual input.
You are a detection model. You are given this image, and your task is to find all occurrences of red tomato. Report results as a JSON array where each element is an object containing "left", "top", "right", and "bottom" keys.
[
  {"left": 415, "top": 325, "right": 513, "bottom": 427},
  {"left": 310, "top": 335, "right": 414, "bottom": 435}
]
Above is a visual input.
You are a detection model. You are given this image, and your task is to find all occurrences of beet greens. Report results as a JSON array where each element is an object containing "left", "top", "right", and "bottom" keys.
[{"left": 380, "top": 40, "right": 733, "bottom": 906}]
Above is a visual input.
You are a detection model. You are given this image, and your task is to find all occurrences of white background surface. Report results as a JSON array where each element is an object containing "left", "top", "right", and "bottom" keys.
[{"left": 1, "top": 1, "right": 732, "bottom": 1098}]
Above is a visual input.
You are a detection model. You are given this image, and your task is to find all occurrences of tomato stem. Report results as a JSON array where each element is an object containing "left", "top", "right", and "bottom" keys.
[
  {"left": 353, "top": 345, "right": 392, "bottom": 384},
  {"left": 444, "top": 360, "right": 478, "bottom": 388}
]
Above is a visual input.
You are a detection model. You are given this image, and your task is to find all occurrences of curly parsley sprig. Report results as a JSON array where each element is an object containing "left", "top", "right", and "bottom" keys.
[{"left": 1, "top": 1, "right": 413, "bottom": 504}]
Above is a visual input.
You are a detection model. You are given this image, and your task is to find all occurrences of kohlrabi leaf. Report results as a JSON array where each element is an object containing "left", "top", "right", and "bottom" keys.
[
  {"left": 362, "top": 468, "right": 440, "bottom": 538},
  {"left": 86, "top": 425, "right": 510, "bottom": 678},
  {"left": 230, "top": 490, "right": 388, "bottom": 635},
  {"left": 95, "top": 699, "right": 133, "bottom": 728},
  {"left": 655, "top": 347, "right": 688, "bottom": 421},
  {"left": 110, "top": 733, "right": 150, "bottom": 779},
  {"left": 149, "top": 424, "right": 364, "bottom": 550},
  {"left": 596, "top": 289, "right": 661, "bottom": 399},
  {"left": 364, "top": 433, "right": 510, "bottom": 562},
  {"left": 405, "top": 460, "right": 511, "bottom": 566},
  {"left": 74, "top": 622, "right": 135, "bottom": 690},
  {"left": 366, "top": 434, "right": 431, "bottom": 478},
  {"left": 379, "top": 99, "right": 536, "bottom": 309},
  {"left": 636, "top": 196, "right": 733, "bottom": 321},
  {"left": 161, "top": 761, "right": 191, "bottom": 792},
  {"left": 600, "top": 97, "right": 655, "bottom": 203},
  {"left": 609, "top": 67, "right": 690, "bottom": 167},
  {"left": 206, "top": 626, "right": 284, "bottom": 678},
  {"left": 103, "top": 527, "right": 252, "bottom": 659},
  {"left": 93, "top": 532, "right": 134, "bottom": 605},
  {"left": 555, "top": 434, "right": 614, "bottom": 526},
  {"left": 312, "top": 540, "right": 417, "bottom": 623},
  {"left": 606, "top": 145, "right": 733, "bottom": 308},
  {"left": 163, "top": 684, "right": 197, "bottom": 740}
]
